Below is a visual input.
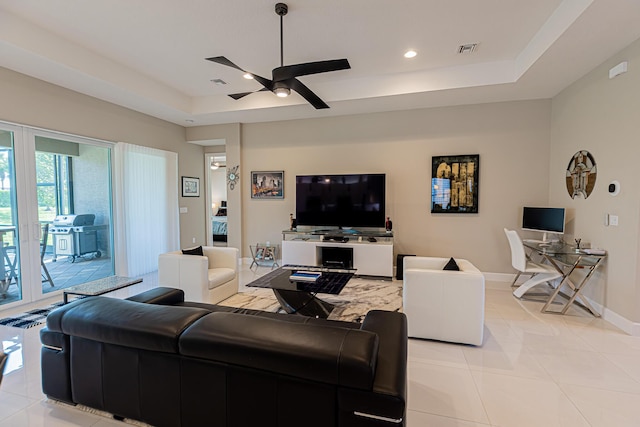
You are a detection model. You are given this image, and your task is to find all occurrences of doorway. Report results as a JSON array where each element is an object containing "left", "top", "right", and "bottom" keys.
[
  {"left": 0, "top": 124, "right": 114, "bottom": 308},
  {"left": 206, "top": 153, "right": 227, "bottom": 247}
]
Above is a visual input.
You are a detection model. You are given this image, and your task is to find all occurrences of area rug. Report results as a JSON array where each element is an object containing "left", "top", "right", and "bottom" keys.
[
  {"left": 220, "top": 276, "right": 403, "bottom": 322},
  {"left": 49, "top": 400, "right": 152, "bottom": 427},
  {"left": 0, "top": 301, "right": 64, "bottom": 329}
]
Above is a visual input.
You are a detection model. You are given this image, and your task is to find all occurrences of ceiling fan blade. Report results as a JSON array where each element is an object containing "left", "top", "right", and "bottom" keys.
[
  {"left": 273, "top": 59, "right": 351, "bottom": 81},
  {"left": 250, "top": 75, "right": 274, "bottom": 91},
  {"left": 205, "top": 56, "right": 245, "bottom": 72},
  {"left": 228, "top": 87, "right": 271, "bottom": 101},
  {"left": 206, "top": 56, "right": 274, "bottom": 91},
  {"left": 288, "top": 78, "right": 329, "bottom": 109},
  {"left": 228, "top": 92, "right": 253, "bottom": 100}
]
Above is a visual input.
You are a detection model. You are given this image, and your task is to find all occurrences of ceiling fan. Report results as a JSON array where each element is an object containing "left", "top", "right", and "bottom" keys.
[{"left": 206, "top": 3, "right": 350, "bottom": 109}]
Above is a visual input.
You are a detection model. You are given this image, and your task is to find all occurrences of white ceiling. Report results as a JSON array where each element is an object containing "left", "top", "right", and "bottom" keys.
[{"left": 1, "top": 0, "right": 639, "bottom": 127}]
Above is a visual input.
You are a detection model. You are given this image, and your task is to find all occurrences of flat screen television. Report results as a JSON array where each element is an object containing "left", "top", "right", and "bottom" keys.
[
  {"left": 296, "top": 174, "right": 385, "bottom": 228},
  {"left": 522, "top": 206, "right": 565, "bottom": 242}
]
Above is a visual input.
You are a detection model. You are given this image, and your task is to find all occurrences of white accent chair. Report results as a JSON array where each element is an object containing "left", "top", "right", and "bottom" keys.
[
  {"left": 158, "top": 246, "right": 239, "bottom": 303},
  {"left": 504, "top": 229, "right": 562, "bottom": 299},
  {"left": 403, "top": 256, "right": 485, "bottom": 346}
]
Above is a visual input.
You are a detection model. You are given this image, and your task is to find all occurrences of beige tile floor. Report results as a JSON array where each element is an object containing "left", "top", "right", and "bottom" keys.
[{"left": 1, "top": 266, "right": 639, "bottom": 426}]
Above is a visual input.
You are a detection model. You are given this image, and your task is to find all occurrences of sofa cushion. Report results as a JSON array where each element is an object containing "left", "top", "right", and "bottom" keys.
[
  {"left": 126, "top": 287, "right": 185, "bottom": 305},
  {"left": 180, "top": 312, "right": 379, "bottom": 390},
  {"left": 207, "top": 268, "right": 236, "bottom": 289},
  {"left": 182, "top": 246, "right": 204, "bottom": 256},
  {"left": 54, "top": 297, "right": 210, "bottom": 353},
  {"left": 178, "top": 301, "right": 361, "bottom": 328}
]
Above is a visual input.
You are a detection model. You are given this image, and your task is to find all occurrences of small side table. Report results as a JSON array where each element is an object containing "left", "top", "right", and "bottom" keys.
[{"left": 250, "top": 244, "right": 280, "bottom": 270}]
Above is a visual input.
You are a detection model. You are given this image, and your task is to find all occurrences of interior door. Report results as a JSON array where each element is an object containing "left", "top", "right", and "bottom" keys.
[{"left": 206, "top": 153, "right": 228, "bottom": 247}]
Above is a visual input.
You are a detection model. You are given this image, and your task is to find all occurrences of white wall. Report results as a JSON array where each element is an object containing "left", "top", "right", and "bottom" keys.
[
  {"left": 0, "top": 66, "right": 206, "bottom": 249},
  {"left": 239, "top": 100, "right": 552, "bottom": 273},
  {"left": 550, "top": 38, "right": 640, "bottom": 323}
]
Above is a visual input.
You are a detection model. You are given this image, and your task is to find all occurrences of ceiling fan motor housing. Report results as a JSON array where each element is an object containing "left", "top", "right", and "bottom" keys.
[{"left": 275, "top": 3, "right": 288, "bottom": 16}]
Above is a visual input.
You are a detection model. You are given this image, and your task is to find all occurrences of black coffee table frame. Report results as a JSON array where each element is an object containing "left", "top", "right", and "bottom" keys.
[{"left": 247, "top": 265, "right": 355, "bottom": 318}]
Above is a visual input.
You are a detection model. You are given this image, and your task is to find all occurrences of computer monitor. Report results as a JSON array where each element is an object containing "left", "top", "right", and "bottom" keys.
[{"left": 522, "top": 207, "right": 565, "bottom": 243}]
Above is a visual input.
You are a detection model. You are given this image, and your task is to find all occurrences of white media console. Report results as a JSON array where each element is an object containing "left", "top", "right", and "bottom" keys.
[{"left": 281, "top": 230, "right": 394, "bottom": 278}]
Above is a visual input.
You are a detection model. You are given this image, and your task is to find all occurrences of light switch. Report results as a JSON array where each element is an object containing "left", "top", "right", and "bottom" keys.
[
  {"left": 609, "top": 215, "right": 619, "bottom": 226},
  {"left": 179, "top": 207, "right": 188, "bottom": 214}
]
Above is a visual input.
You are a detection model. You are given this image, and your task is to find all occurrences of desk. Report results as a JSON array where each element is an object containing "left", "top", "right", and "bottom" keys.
[{"left": 523, "top": 241, "right": 606, "bottom": 317}]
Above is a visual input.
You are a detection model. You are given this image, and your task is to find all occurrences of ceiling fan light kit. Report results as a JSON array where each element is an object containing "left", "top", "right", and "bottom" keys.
[
  {"left": 274, "top": 86, "right": 291, "bottom": 98},
  {"left": 206, "top": 2, "right": 350, "bottom": 109}
]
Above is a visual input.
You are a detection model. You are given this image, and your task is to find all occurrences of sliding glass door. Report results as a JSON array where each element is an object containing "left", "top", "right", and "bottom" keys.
[
  {"left": 0, "top": 127, "right": 23, "bottom": 305},
  {"left": 0, "top": 123, "right": 115, "bottom": 309}
]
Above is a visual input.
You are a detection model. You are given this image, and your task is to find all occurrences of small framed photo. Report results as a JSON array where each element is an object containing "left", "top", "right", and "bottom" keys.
[
  {"left": 182, "top": 176, "right": 200, "bottom": 197},
  {"left": 251, "top": 171, "right": 284, "bottom": 199}
]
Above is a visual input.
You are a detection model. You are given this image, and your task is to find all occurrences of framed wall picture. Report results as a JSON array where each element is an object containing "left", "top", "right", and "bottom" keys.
[
  {"left": 182, "top": 176, "right": 200, "bottom": 197},
  {"left": 431, "top": 154, "right": 479, "bottom": 213},
  {"left": 251, "top": 171, "right": 284, "bottom": 199}
]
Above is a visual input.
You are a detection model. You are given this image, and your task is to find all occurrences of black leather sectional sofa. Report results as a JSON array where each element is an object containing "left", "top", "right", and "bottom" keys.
[{"left": 40, "top": 287, "right": 407, "bottom": 427}]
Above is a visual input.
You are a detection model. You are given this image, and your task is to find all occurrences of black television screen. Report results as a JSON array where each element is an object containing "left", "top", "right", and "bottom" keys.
[{"left": 296, "top": 174, "right": 386, "bottom": 228}]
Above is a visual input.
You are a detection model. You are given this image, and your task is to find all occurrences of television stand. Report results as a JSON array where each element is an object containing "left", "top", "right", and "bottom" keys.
[
  {"left": 281, "top": 229, "right": 393, "bottom": 278},
  {"left": 324, "top": 235, "right": 349, "bottom": 242}
]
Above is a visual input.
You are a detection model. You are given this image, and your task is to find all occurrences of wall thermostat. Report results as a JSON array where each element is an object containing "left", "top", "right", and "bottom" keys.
[{"left": 608, "top": 180, "right": 620, "bottom": 196}]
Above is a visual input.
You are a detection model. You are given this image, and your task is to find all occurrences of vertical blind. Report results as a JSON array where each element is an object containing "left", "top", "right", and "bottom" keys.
[{"left": 113, "top": 142, "right": 179, "bottom": 276}]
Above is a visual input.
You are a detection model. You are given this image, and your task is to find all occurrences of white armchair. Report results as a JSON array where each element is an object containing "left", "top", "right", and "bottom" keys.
[
  {"left": 158, "top": 246, "right": 239, "bottom": 304},
  {"left": 403, "top": 256, "right": 485, "bottom": 346}
]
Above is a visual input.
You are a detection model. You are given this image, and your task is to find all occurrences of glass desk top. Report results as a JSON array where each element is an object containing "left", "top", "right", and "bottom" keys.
[{"left": 523, "top": 241, "right": 606, "bottom": 264}]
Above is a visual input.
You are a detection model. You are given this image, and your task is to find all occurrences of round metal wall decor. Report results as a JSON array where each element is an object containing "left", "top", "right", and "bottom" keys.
[
  {"left": 566, "top": 150, "right": 597, "bottom": 199},
  {"left": 227, "top": 165, "right": 239, "bottom": 190}
]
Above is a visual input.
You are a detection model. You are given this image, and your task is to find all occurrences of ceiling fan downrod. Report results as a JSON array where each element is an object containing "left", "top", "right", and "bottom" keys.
[{"left": 275, "top": 3, "right": 288, "bottom": 67}]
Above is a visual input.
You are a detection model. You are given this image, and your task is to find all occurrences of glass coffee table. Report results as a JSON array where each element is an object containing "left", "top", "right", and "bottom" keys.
[{"left": 247, "top": 265, "right": 356, "bottom": 318}]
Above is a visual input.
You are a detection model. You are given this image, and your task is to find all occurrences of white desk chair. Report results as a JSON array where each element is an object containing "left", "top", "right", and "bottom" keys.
[{"left": 504, "top": 228, "right": 562, "bottom": 299}]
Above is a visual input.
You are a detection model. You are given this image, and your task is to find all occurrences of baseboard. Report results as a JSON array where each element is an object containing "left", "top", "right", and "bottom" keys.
[
  {"left": 482, "top": 272, "right": 515, "bottom": 289},
  {"left": 586, "top": 297, "right": 640, "bottom": 336}
]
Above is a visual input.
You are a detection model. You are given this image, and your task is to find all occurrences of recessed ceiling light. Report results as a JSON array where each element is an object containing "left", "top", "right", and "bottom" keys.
[
  {"left": 185, "top": 119, "right": 195, "bottom": 123},
  {"left": 243, "top": 73, "right": 254, "bottom": 79},
  {"left": 404, "top": 50, "right": 417, "bottom": 59}
]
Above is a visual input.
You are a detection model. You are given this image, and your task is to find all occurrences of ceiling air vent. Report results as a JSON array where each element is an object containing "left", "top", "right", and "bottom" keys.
[
  {"left": 458, "top": 43, "right": 478, "bottom": 54},
  {"left": 210, "top": 78, "right": 227, "bottom": 85}
]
